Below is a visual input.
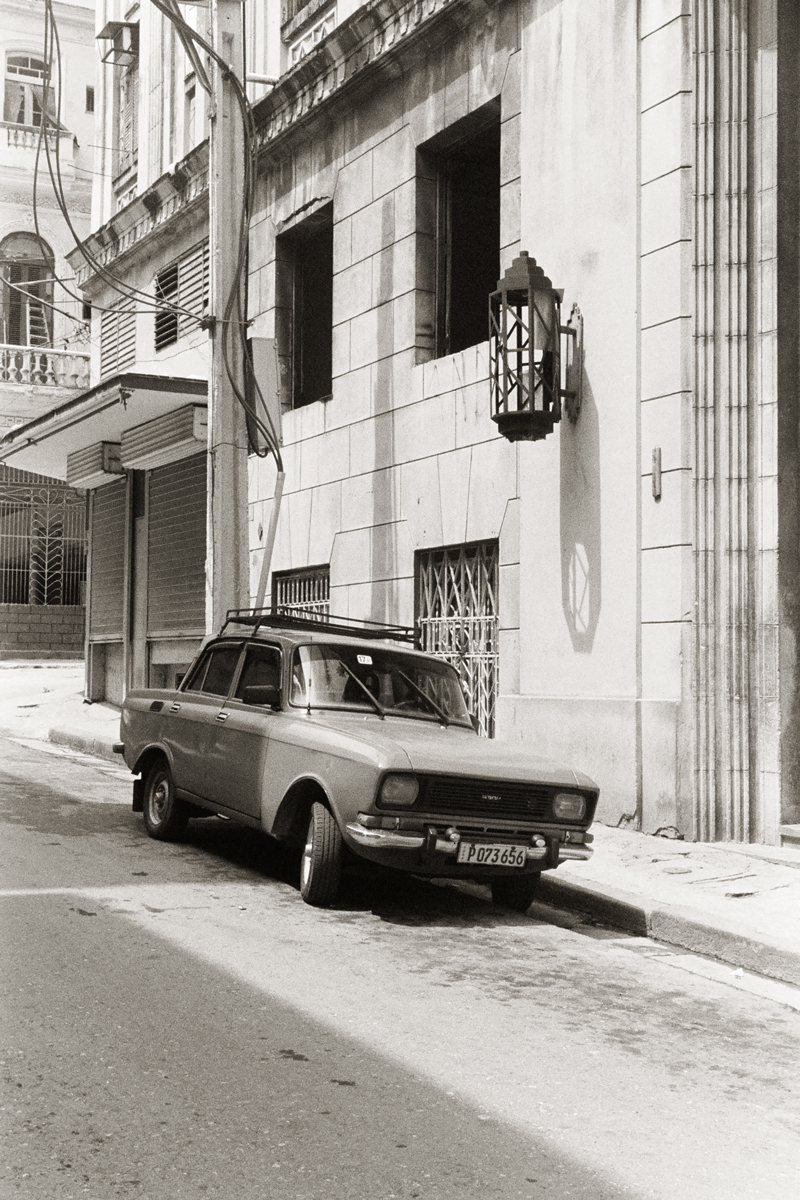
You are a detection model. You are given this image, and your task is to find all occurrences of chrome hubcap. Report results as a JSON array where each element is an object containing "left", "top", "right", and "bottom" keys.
[
  {"left": 301, "top": 832, "right": 313, "bottom": 887},
  {"left": 151, "top": 778, "right": 169, "bottom": 822}
]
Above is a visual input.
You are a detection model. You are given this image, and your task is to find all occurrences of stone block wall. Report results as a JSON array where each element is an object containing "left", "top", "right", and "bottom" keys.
[{"left": 0, "top": 605, "right": 85, "bottom": 660}]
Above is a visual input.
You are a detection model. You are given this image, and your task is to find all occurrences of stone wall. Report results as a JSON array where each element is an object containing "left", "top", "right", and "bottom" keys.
[{"left": 0, "top": 605, "right": 85, "bottom": 660}]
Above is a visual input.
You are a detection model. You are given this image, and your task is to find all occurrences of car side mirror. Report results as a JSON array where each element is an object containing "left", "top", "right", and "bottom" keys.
[{"left": 242, "top": 684, "right": 281, "bottom": 708}]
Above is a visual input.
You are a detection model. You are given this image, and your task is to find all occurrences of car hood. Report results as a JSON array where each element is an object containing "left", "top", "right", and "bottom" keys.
[{"left": 309, "top": 712, "right": 598, "bottom": 790}]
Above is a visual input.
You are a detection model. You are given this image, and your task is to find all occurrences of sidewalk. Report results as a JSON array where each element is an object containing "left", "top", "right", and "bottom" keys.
[{"left": 2, "top": 660, "right": 800, "bottom": 986}]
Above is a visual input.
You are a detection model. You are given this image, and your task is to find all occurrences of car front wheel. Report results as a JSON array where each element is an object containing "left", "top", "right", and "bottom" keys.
[
  {"left": 300, "top": 801, "right": 343, "bottom": 907},
  {"left": 142, "top": 759, "right": 189, "bottom": 841},
  {"left": 491, "top": 873, "right": 540, "bottom": 913}
]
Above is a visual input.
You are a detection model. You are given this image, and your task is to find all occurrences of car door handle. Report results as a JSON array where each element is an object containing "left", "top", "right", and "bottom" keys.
[
  {"left": 170, "top": 702, "right": 181, "bottom": 713},
  {"left": 215, "top": 712, "right": 229, "bottom": 723}
]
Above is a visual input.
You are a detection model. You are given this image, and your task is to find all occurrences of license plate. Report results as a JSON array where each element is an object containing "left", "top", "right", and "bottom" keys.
[{"left": 456, "top": 842, "right": 527, "bottom": 868}]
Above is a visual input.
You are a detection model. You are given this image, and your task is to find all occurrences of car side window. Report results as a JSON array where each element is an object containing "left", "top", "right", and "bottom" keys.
[
  {"left": 234, "top": 645, "right": 281, "bottom": 700},
  {"left": 183, "top": 651, "right": 211, "bottom": 692},
  {"left": 186, "top": 644, "right": 241, "bottom": 698}
]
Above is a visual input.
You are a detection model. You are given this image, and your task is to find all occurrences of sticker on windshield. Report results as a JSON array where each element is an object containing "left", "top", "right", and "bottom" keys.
[{"left": 357, "top": 654, "right": 373, "bottom": 665}]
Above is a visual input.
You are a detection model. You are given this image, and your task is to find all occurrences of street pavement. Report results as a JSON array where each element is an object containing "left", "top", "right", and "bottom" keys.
[
  {"left": 2, "top": 724, "right": 800, "bottom": 1198},
  {"left": 2, "top": 660, "right": 800, "bottom": 986}
]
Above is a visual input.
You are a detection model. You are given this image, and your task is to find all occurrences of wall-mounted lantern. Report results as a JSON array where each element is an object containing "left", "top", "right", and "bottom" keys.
[
  {"left": 489, "top": 251, "right": 583, "bottom": 442},
  {"left": 96, "top": 22, "right": 139, "bottom": 68}
]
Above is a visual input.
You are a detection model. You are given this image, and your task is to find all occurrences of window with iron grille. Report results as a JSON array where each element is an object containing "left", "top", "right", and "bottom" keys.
[
  {"left": 416, "top": 540, "right": 499, "bottom": 738},
  {"left": 0, "top": 481, "right": 86, "bottom": 605},
  {"left": 154, "top": 241, "right": 209, "bottom": 351},
  {"left": 100, "top": 299, "right": 135, "bottom": 377},
  {"left": 272, "top": 565, "right": 330, "bottom": 617}
]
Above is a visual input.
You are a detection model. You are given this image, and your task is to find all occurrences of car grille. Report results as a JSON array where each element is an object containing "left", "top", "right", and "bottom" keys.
[{"left": 417, "top": 775, "right": 553, "bottom": 821}]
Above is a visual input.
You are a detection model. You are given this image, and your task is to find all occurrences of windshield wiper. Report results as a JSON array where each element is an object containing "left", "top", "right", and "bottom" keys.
[
  {"left": 397, "top": 670, "right": 450, "bottom": 727},
  {"left": 339, "top": 662, "right": 386, "bottom": 719}
]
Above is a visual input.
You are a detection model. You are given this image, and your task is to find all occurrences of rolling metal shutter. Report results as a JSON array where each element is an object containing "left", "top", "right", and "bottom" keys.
[
  {"left": 147, "top": 452, "right": 206, "bottom": 635},
  {"left": 89, "top": 478, "right": 126, "bottom": 639}
]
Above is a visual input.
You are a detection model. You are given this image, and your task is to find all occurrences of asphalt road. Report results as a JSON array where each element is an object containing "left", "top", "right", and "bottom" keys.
[{"left": 2, "top": 733, "right": 799, "bottom": 1200}]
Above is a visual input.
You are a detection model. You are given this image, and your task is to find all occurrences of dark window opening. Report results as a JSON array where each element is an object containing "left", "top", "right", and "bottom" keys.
[
  {"left": 82, "top": 300, "right": 92, "bottom": 322},
  {"left": 422, "top": 105, "right": 501, "bottom": 359},
  {"left": 154, "top": 262, "right": 179, "bottom": 349},
  {"left": 276, "top": 206, "right": 333, "bottom": 409},
  {"left": 85, "top": 85, "right": 95, "bottom": 113},
  {"left": 154, "top": 242, "right": 208, "bottom": 351},
  {"left": 0, "top": 232, "right": 54, "bottom": 347}
]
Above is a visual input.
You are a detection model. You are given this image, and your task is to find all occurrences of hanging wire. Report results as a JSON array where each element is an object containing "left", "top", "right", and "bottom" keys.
[
  {"left": 147, "top": 0, "right": 283, "bottom": 466},
  {"left": 30, "top": 0, "right": 282, "bottom": 465},
  {"left": 35, "top": 0, "right": 203, "bottom": 326}
]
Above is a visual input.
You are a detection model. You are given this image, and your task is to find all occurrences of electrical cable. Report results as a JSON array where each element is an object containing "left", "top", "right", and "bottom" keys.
[
  {"left": 147, "top": 0, "right": 283, "bottom": 465},
  {"left": 0, "top": 274, "right": 90, "bottom": 327},
  {"left": 38, "top": 0, "right": 203, "bottom": 327},
  {"left": 32, "top": 0, "right": 282, "bottom": 465}
]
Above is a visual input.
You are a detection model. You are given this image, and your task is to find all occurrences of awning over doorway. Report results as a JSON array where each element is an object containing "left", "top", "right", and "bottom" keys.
[{"left": 0, "top": 373, "right": 208, "bottom": 481}]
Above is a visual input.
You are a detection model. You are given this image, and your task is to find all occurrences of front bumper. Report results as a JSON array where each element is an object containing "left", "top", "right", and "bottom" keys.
[{"left": 344, "top": 821, "right": 593, "bottom": 866}]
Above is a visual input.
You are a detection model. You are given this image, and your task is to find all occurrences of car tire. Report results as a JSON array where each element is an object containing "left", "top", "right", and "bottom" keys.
[
  {"left": 142, "top": 759, "right": 189, "bottom": 841},
  {"left": 491, "top": 873, "right": 540, "bottom": 912},
  {"left": 300, "top": 801, "right": 343, "bottom": 907}
]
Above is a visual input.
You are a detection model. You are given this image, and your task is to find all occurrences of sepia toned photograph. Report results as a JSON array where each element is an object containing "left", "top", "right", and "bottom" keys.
[{"left": 1, "top": 0, "right": 799, "bottom": 1196}]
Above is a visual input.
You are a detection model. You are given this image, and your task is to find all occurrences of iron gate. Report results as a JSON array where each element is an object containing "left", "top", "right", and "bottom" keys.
[
  {"left": 0, "top": 481, "right": 86, "bottom": 605},
  {"left": 416, "top": 541, "right": 499, "bottom": 738}
]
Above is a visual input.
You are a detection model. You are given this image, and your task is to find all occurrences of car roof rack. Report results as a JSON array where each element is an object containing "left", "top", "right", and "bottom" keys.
[{"left": 222, "top": 607, "right": 417, "bottom": 643}]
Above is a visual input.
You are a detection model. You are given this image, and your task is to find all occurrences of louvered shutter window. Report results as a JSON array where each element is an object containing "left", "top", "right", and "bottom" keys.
[
  {"left": 116, "top": 61, "right": 139, "bottom": 177},
  {"left": 154, "top": 262, "right": 179, "bottom": 350},
  {"left": 100, "top": 300, "right": 135, "bottom": 378},
  {"left": 154, "top": 241, "right": 208, "bottom": 351}
]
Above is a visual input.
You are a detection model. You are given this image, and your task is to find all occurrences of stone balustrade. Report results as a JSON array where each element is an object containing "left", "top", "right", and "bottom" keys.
[{"left": 0, "top": 345, "right": 90, "bottom": 390}]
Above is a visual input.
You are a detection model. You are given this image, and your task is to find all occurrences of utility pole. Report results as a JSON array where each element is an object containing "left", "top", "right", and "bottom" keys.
[{"left": 207, "top": 0, "right": 249, "bottom": 629}]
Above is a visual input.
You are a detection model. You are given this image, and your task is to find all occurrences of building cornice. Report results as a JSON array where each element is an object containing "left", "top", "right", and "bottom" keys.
[
  {"left": 68, "top": 141, "right": 209, "bottom": 291},
  {"left": 253, "top": 0, "right": 503, "bottom": 158}
]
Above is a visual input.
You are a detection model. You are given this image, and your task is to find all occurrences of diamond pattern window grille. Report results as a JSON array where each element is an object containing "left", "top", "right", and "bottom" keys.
[
  {"left": 416, "top": 541, "right": 499, "bottom": 738},
  {"left": 272, "top": 565, "right": 330, "bottom": 618},
  {"left": 0, "top": 482, "right": 86, "bottom": 605}
]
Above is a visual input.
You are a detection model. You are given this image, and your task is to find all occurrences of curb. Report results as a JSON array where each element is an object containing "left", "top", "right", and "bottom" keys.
[
  {"left": 539, "top": 874, "right": 800, "bottom": 988},
  {"left": 47, "top": 726, "right": 121, "bottom": 764}
]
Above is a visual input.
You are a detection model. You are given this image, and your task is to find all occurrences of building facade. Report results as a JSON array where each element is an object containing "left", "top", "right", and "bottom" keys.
[{"left": 244, "top": 0, "right": 800, "bottom": 846}]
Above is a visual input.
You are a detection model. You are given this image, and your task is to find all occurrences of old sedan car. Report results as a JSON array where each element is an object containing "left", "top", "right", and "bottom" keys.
[{"left": 118, "top": 610, "right": 599, "bottom": 909}]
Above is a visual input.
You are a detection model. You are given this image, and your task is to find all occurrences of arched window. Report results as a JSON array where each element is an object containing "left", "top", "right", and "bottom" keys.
[
  {"left": 3, "top": 53, "right": 54, "bottom": 128},
  {"left": 0, "top": 233, "right": 54, "bottom": 347}
]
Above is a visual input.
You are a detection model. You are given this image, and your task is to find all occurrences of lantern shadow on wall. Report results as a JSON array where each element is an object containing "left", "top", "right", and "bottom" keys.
[{"left": 560, "top": 371, "right": 601, "bottom": 652}]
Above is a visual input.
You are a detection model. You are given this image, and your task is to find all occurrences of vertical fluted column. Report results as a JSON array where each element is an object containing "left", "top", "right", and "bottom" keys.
[{"left": 693, "top": 0, "right": 752, "bottom": 841}]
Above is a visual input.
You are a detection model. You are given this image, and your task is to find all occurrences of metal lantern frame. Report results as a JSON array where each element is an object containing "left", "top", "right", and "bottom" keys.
[{"left": 489, "top": 252, "right": 583, "bottom": 442}]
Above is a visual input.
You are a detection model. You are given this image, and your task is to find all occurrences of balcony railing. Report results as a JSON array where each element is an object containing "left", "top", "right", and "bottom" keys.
[
  {"left": 0, "top": 345, "right": 90, "bottom": 389},
  {"left": 1, "top": 122, "right": 74, "bottom": 168}
]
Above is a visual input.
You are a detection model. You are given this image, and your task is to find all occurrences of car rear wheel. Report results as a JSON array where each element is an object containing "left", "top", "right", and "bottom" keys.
[
  {"left": 142, "top": 759, "right": 189, "bottom": 841},
  {"left": 300, "top": 801, "right": 343, "bottom": 907},
  {"left": 491, "top": 873, "right": 540, "bottom": 912}
]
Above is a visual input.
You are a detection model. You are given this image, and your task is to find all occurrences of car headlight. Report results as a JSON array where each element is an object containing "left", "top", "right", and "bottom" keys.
[
  {"left": 379, "top": 773, "right": 419, "bottom": 808},
  {"left": 553, "top": 792, "right": 586, "bottom": 821}
]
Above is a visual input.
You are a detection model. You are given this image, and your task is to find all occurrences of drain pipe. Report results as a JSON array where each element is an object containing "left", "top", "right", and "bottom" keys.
[{"left": 255, "top": 469, "right": 285, "bottom": 609}]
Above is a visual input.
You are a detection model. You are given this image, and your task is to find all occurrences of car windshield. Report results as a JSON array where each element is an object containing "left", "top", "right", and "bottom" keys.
[{"left": 290, "top": 643, "right": 473, "bottom": 727}]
